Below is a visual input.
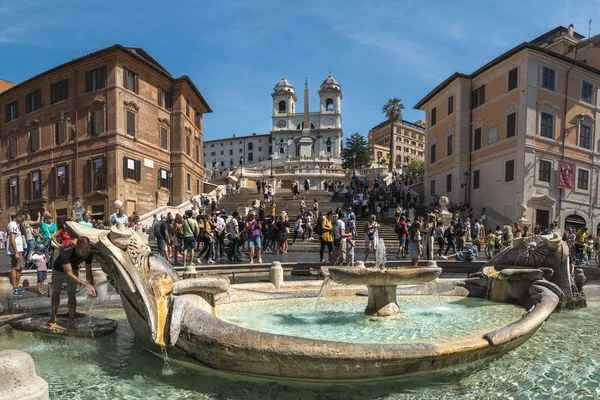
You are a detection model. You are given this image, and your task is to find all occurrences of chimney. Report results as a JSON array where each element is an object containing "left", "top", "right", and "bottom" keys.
[
  {"left": 568, "top": 24, "right": 574, "bottom": 37},
  {"left": 233, "top": 134, "right": 236, "bottom": 138}
]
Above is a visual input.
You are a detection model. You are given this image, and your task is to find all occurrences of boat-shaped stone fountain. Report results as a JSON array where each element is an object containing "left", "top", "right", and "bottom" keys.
[{"left": 64, "top": 222, "right": 576, "bottom": 381}]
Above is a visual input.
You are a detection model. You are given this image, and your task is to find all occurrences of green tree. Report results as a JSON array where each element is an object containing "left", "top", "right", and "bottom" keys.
[
  {"left": 406, "top": 158, "right": 424, "bottom": 177},
  {"left": 342, "top": 132, "right": 371, "bottom": 173},
  {"left": 382, "top": 98, "right": 405, "bottom": 172}
]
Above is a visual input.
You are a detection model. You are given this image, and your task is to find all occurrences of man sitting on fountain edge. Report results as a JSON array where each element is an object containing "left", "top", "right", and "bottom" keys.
[{"left": 48, "top": 237, "right": 97, "bottom": 328}]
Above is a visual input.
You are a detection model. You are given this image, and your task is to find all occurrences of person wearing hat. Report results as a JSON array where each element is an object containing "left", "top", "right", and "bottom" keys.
[{"left": 30, "top": 243, "right": 48, "bottom": 295}]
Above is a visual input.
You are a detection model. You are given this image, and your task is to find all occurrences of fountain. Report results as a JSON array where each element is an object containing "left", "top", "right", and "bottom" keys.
[
  {"left": 327, "top": 238, "right": 442, "bottom": 316},
  {"left": 25, "top": 220, "right": 569, "bottom": 383}
]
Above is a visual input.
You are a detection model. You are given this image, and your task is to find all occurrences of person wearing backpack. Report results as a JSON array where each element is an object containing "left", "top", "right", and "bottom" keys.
[{"left": 395, "top": 215, "right": 408, "bottom": 259}]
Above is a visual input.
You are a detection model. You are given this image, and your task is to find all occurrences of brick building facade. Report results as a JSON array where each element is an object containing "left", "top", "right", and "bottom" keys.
[{"left": 0, "top": 45, "right": 211, "bottom": 226}]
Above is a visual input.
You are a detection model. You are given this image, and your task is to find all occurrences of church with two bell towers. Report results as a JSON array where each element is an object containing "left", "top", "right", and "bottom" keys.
[{"left": 269, "top": 75, "right": 343, "bottom": 161}]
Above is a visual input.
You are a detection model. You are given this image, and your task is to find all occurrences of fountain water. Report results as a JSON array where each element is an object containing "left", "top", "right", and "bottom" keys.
[
  {"left": 314, "top": 276, "right": 333, "bottom": 312},
  {"left": 375, "top": 238, "right": 386, "bottom": 270}
]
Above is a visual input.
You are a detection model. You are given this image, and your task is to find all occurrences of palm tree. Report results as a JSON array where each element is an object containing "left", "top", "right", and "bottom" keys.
[{"left": 382, "top": 98, "right": 405, "bottom": 172}]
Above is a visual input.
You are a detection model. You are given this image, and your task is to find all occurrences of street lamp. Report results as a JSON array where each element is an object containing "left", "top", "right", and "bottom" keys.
[
  {"left": 461, "top": 171, "right": 468, "bottom": 207},
  {"left": 240, "top": 156, "right": 244, "bottom": 178}
]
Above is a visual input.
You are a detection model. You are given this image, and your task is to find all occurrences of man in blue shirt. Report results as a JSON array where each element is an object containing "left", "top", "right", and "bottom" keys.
[{"left": 111, "top": 208, "right": 129, "bottom": 226}]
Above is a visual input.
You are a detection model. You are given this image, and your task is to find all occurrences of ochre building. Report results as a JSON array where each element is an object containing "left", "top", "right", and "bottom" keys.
[
  {"left": 415, "top": 25, "right": 600, "bottom": 232},
  {"left": 367, "top": 119, "right": 425, "bottom": 171},
  {"left": 0, "top": 45, "right": 211, "bottom": 226}
]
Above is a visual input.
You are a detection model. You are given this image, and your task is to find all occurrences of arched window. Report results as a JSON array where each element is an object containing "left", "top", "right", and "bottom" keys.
[
  {"left": 326, "top": 137, "right": 332, "bottom": 153},
  {"left": 278, "top": 100, "right": 287, "bottom": 113},
  {"left": 296, "top": 122, "right": 316, "bottom": 130},
  {"left": 326, "top": 98, "right": 334, "bottom": 111},
  {"left": 396, "top": 155, "right": 401, "bottom": 162}
]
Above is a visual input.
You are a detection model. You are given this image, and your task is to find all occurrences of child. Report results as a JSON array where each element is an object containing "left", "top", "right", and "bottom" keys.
[
  {"left": 346, "top": 237, "right": 355, "bottom": 266},
  {"left": 30, "top": 244, "right": 47, "bottom": 295}
]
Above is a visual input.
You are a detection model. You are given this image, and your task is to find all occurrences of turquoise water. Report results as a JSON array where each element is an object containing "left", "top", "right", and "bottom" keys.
[
  {"left": 0, "top": 302, "right": 599, "bottom": 399},
  {"left": 217, "top": 296, "right": 524, "bottom": 343}
]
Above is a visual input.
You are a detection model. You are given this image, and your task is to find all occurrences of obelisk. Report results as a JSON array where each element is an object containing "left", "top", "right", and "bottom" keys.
[{"left": 299, "top": 78, "right": 314, "bottom": 158}]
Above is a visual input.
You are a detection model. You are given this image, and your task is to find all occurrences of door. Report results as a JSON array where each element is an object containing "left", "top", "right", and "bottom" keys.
[
  {"left": 126, "top": 200, "right": 136, "bottom": 216},
  {"left": 535, "top": 209, "right": 550, "bottom": 230}
]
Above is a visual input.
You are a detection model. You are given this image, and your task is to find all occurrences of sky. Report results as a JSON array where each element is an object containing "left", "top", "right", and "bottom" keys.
[{"left": 1, "top": 0, "right": 598, "bottom": 141}]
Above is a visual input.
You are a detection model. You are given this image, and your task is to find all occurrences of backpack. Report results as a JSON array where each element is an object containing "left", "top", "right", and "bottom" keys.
[
  {"left": 395, "top": 222, "right": 406, "bottom": 235},
  {"left": 314, "top": 216, "right": 324, "bottom": 235},
  {"left": 153, "top": 221, "right": 161, "bottom": 237}
]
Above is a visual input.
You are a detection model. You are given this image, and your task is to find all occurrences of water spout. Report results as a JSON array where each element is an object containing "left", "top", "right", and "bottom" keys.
[
  {"left": 375, "top": 238, "right": 387, "bottom": 270},
  {"left": 315, "top": 276, "right": 333, "bottom": 312}
]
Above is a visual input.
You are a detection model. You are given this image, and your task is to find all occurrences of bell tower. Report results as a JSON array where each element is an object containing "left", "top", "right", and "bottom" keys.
[{"left": 271, "top": 77, "right": 297, "bottom": 131}]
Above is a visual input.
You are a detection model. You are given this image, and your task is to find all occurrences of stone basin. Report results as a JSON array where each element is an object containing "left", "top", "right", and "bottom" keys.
[{"left": 327, "top": 261, "right": 442, "bottom": 316}]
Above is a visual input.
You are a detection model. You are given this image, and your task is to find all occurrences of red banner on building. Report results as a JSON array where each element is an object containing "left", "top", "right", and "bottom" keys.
[{"left": 557, "top": 161, "right": 575, "bottom": 189}]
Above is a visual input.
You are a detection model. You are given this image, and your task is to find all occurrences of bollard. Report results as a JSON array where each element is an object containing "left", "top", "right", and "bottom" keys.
[
  {"left": 354, "top": 261, "right": 366, "bottom": 269},
  {"left": 183, "top": 264, "right": 198, "bottom": 279},
  {"left": 269, "top": 261, "right": 284, "bottom": 289},
  {"left": 0, "top": 277, "right": 12, "bottom": 295},
  {"left": 93, "top": 270, "right": 109, "bottom": 301},
  {"left": 0, "top": 350, "right": 49, "bottom": 400}
]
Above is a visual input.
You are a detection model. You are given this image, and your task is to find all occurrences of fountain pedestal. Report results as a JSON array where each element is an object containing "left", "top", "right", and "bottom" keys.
[
  {"left": 327, "top": 261, "right": 442, "bottom": 317},
  {"left": 366, "top": 285, "right": 400, "bottom": 316}
]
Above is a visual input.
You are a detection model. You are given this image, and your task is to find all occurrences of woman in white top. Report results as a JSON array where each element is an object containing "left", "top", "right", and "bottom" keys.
[{"left": 363, "top": 215, "right": 380, "bottom": 262}]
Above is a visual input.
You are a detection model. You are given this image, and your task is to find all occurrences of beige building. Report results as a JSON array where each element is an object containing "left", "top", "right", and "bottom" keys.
[
  {"left": 415, "top": 25, "right": 600, "bottom": 232},
  {"left": 0, "top": 45, "right": 211, "bottom": 226},
  {"left": 367, "top": 119, "right": 425, "bottom": 170},
  {"left": 0, "top": 79, "right": 16, "bottom": 94}
]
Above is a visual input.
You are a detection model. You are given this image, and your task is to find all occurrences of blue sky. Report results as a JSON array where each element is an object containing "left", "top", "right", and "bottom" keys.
[{"left": 0, "top": 0, "right": 597, "bottom": 141}]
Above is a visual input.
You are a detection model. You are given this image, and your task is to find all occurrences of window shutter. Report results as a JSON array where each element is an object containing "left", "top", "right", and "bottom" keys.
[
  {"left": 101, "top": 157, "right": 107, "bottom": 189},
  {"left": 25, "top": 174, "right": 31, "bottom": 201},
  {"left": 49, "top": 167, "right": 56, "bottom": 198},
  {"left": 64, "top": 166, "right": 70, "bottom": 195},
  {"left": 481, "top": 85, "right": 485, "bottom": 104},
  {"left": 123, "top": 157, "right": 128, "bottom": 179},
  {"left": 85, "top": 160, "right": 92, "bottom": 193},
  {"left": 90, "top": 112, "right": 96, "bottom": 136},
  {"left": 100, "top": 66, "right": 107, "bottom": 88},
  {"left": 5, "top": 179, "right": 9, "bottom": 206},
  {"left": 85, "top": 70, "right": 92, "bottom": 92},
  {"left": 95, "top": 109, "right": 104, "bottom": 134},
  {"left": 134, "top": 74, "right": 139, "bottom": 94},
  {"left": 123, "top": 68, "right": 128, "bottom": 88},
  {"left": 127, "top": 112, "right": 135, "bottom": 136},
  {"left": 157, "top": 169, "right": 161, "bottom": 187},
  {"left": 135, "top": 160, "right": 141, "bottom": 181}
]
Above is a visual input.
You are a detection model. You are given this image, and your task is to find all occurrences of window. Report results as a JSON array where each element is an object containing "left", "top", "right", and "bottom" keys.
[
  {"left": 430, "top": 180, "right": 435, "bottom": 196},
  {"left": 9, "top": 176, "right": 19, "bottom": 205},
  {"left": 542, "top": 67, "right": 556, "bottom": 91},
  {"left": 430, "top": 144, "right": 436, "bottom": 163},
  {"left": 326, "top": 98, "right": 334, "bottom": 111},
  {"left": 248, "top": 152, "right": 253, "bottom": 162},
  {"left": 472, "top": 85, "right": 485, "bottom": 108},
  {"left": 404, "top": 138, "right": 409, "bottom": 143},
  {"left": 278, "top": 100, "right": 286, "bottom": 113},
  {"left": 126, "top": 111, "right": 135, "bottom": 137},
  {"left": 404, "top": 156, "right": 409, "bottom": 163},
  {"left": 85, "top": 66, "right": 107, "bottom": 92},
  {"left": 396, "top": 145, "right": 401, "bottom": 151},
  {"left": 196, "top": 145, "right": 200, "bottom": 163},
  {"left": 488, "top": 125, "right": 498, "bottom": 144},
  {"left": 158, "top": 169, "right": 169, "bottom": 188},
  {"left": 7, "top": 137, "right": 17, "bottom": 159},
  {"left": 196, "top": 179, "right": 200, "bottom": 195},
  {"left": 91, "top": 157, "right": 107, "bottom": 191},
  {"left": 411, "top": 141, "right": 416, "bottom": 145},
  {"left": 158, "top": 87, "right": 170, "bottom": 108},
  {"left": 186, "top": 99, "right": 190, "bottom": 117},
  {"left": 540, "top": 112, "right": 554, "bottom": 138},
  {"left": 473, "top": 170, "right": 480, "bottom": 190},
  {"left": 447, "top": 135, "right": 453, "bottom": 156},
  {"left": 418, "top": 151, "right": 423, "bottom": 156},
  {"left": 186, "top": 136, "right": 191, "bottom": 156},
  {"left": 508, "top": 67, "right": 518, "bottom": 91},
  {"left": 29, "top": 127, "right": 40, "bottom": 152},
  {"left": 89, "top": 108, "right": 104, "bottom": 136},
  {"left": 239, "top": 148, "right": 242, "bottom": 153},
  {"left": 581, "top": 81, "right": 594, "bottom": 104},
  {"left": 123, "top": 156, "right": 141, "bottom": 181},
  {"left": 123, "top": 68, "right": 139, "bottom": 93},
  {"left": 50, "top": 80, "right": 69, "bottom": 104},
  {"left": 474, "top": 128, "right": 482, "bottom": 150},
  {"left": 506, "top": 112, "right": 516, "bottom": 138},
  {"left": 579, "top": 124, "right": 592, "bottom": 150},
  {"left": 56, "top": 165, "right": 69, "bottom": 196},
  {"left": 160, "top": 127, "right": 168, "bottom": 150},
  {"left": 396, "top": 155, "right": 401, "bottom": 162},
  {"left": 228, "top": 149, "right": 232, "bottom": 156},
  {"left": 220, "top": 161, "right": 224, "bottom": 167},
  {"left": 431, "top": 107, "right": 437, "bottom": 126},
  {"left": 539, "top": 160, "right": 551, "bottom": 182},
  {"left": 220, "top": 150, "right": 224, "bottom": 155},
  {"left": 248, "top": 142, "right": 253, "bottom": 150},
  {"left": 5, "top": 100, "right": 18, "bottom": 122},
  {"left": 195, "top": 110, "right": 201, "bottom": 127},
  {"left": 447, "top": 95, "right": 454, "bottom": 115},
  {"left": 29, "top": 171, "right": 42, "bottom": 200},
  {"left": 326, "top": 138, "right": 332, "bottom": 153},
  {"left": 55, "top": 122, "right": 66, "bottom": 145},
  {"left": 25, "top": 90, "right": 41, "bottom": 113},
  {"left": 446, "top": 174, "right": 452, "bottom": 192},
  {"left": 505, "top": 160, "right": 514, "bottom": 182},
  {"left": 210, "top": 152, "right": 215, "bottom": 156},
  {"left": 578, "top": 168, "right": 589, "bottom": 190}
]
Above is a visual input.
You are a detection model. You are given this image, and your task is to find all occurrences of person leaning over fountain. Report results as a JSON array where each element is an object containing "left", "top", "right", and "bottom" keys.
[{"left": 48, "top": 237, "right": 96, "bottom": 328}]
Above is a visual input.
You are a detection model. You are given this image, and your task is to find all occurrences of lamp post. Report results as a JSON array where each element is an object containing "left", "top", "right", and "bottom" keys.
[
  {"left": 461, "top": 171, "right": 468, "bottom": 207},
  {"left": 240, "top": 156, "right": 244, "bottom": 178},
  {"left": 60, "top": 112, "right": 78, "bottom": 200},
  {"left": 270, "top": 154, "right": 274, "bottom": 178}
]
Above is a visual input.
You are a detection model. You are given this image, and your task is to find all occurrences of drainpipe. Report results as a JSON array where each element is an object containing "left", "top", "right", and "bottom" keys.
[
  {"left": 169, "top": 90, "right": 174, "bottom": 206},
  {"left": 467, "top": 79, "right": 473, "bottom": 207},
  {"left": 73, "top": 67, "right": 79, "bottom": 203},
  {"left": 558, "top": 49, "right": 578, "bottom": 228},
  {"left": 590, "top": 85, "right": 599, "bottom": 229}
]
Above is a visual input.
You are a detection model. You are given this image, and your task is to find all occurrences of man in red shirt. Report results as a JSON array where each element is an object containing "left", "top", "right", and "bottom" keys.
[{"left": 395, "top": 215, "right": 408, "bottom": 259}]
